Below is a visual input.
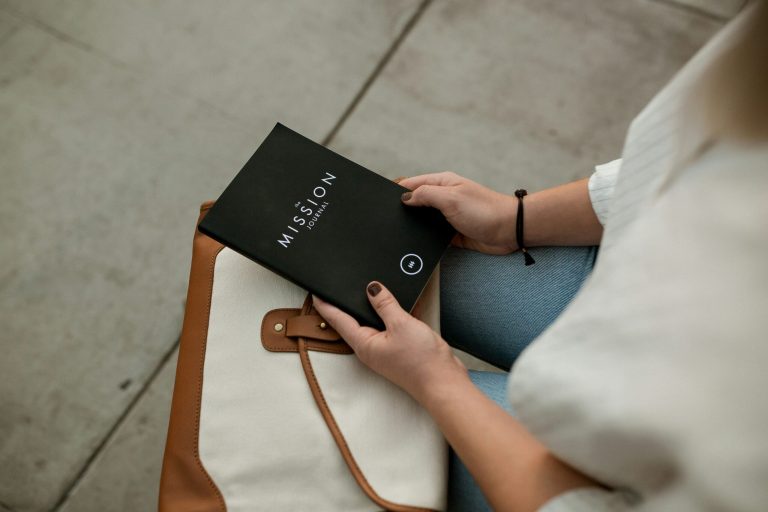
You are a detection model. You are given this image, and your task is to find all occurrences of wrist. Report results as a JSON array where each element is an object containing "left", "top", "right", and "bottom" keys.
[
  {"left": 496, "top": 193, "right": 520, "bottom": 252},
  {"left": 519, "top": 190, "right": 543, "bottom": 247},
  {"left": 498, "top": 190, "right": 542, "bottom": 252},
  {"left": 414, "top": 365, "right": 474, "bottom": 412}
]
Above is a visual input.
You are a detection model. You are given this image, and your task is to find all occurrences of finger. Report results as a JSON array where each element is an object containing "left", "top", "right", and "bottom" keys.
[
  {"left": 398, "top": 172, "right": 459, "bottom": 190},
  {"left": 366, "top": 281, "right": 409, "bottom": 331},
  {"left": 312, "top": 295, "right": 378, "bottom": 350},
  {"left": 450, "top": 233, "right": 465, "bottom": 248},
  {"left": 402, "top": 184, "right": 457, "bottom": 213}
]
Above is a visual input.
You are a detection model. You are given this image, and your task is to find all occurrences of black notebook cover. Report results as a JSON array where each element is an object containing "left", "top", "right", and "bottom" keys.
[{"left": 198, "top": 123, "right": 456, "bottom": 330}]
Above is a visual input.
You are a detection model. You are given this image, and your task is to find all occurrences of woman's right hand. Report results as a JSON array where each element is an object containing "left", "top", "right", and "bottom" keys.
[{"left": 399, "top": 172, "right": 519, "bottom": 255}]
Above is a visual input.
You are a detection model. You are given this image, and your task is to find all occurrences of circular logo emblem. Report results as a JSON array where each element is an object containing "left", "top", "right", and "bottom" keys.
[{"left": 400, "top": 253, "right": 423, "bottom": 276}]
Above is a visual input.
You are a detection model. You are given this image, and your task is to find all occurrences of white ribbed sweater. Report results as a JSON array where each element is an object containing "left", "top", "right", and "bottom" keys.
[{"left": 507, "top": 6, "right": 768, "bottom": 511}]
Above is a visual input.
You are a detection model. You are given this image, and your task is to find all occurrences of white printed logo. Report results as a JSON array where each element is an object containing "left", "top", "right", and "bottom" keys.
[{"left": 400, "top": 253, "right": 423, "bottom": 276}]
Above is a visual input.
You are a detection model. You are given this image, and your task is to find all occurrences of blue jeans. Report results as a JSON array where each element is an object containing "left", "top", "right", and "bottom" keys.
[{"left": 439, "top": 245, "right": 598, "bottom": 511}]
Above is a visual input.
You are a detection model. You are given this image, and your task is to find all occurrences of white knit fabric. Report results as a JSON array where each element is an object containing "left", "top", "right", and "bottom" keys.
[
  {"left": 586, "top": 159, "right": 621, "bottom": 226},
  {"left": 509, "top": 6, "right": 768, "bottom": 512},
  {"left": 539, "top": 488, "right": 636, "bottom": 512}
]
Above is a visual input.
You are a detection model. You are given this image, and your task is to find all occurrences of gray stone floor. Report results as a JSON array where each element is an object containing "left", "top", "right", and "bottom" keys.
[{"left": 0, "top": 1, "right": 739, "bottom": 511}]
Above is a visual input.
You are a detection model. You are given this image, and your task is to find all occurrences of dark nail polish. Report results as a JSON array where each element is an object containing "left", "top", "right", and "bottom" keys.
[
  {"left": 401, "top": 191, "right": 412, "bottom": 202},
  {"left": 367, "top": 282, "right": 382, "bottom": 297}
]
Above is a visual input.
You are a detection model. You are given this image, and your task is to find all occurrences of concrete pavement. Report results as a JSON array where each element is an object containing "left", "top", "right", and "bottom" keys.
[{"left": 0, "top": 1, "right": 737, "bottom": 510}]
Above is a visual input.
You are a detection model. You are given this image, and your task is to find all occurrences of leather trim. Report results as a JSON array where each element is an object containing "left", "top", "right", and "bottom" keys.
[
  {"left": 260, "top": 308, "right": 303, "bottom": 352},
  {"left": 261, "top": 305, "right": 353, "bottom": 355},
  {"left": 296, "top": 297, "right": 438, "bottom": 512},
  {"left": 285, "top": 313, "right": 340, "bottom": 340},
  {"left": 159, "top": 202, "right": 226, "bottom": 512}
]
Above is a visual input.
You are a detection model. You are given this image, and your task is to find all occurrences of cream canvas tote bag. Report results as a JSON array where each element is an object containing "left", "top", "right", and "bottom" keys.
[{"left": 159, "top": 201, "right": 448, "bottom": 512}]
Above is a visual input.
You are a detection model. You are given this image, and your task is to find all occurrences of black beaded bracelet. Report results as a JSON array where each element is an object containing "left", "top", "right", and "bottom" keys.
[{"left": 514, "top": 189, "right": 536, "bottom": 266}]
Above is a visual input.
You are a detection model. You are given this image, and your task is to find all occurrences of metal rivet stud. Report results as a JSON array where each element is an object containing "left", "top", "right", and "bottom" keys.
[
  {"left": 274, "top": 322, "right": 284, "bottom": 332},
  {"left": 319, "top": 322, "right": 327, "bottom": 329}
]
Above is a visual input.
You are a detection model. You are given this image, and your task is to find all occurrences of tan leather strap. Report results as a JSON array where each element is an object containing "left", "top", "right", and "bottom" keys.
[
  {"left": 261, "top": 307, "right": 352, "bottom": 355},
  {"left": 296, "top": 294, "right": 438, "bottom": 512},
  {"left": 285, "top": 313, "right": 340, "bottom": 340}
]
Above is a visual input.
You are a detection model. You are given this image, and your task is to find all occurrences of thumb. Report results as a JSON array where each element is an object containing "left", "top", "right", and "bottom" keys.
[
  {"left": 402, "top": 184, "right": 455, "bottom": 213},
  {"left": 366, "top": 281, "right": 408, "bottom": 331}
]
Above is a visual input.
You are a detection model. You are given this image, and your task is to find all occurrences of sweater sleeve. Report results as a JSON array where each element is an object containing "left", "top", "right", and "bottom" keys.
[
  {"left": 587, "top": 158, "right": 622, "bottom": 226},
  {"left": 538, "top": 487, "right": 636, "bottom": 512}
]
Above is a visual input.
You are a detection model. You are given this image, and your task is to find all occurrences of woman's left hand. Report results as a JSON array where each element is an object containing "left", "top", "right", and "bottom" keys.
[{"left": 312, "top": 281, "right": 466, "bottom": 403}]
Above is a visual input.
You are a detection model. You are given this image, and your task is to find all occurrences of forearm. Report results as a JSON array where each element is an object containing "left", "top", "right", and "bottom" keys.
[
  {"left": 418, "top": 372, "right": 599, "bottom": 512},
  {"left": 520, "top": 178, "right": 603, "bottom": 248}
]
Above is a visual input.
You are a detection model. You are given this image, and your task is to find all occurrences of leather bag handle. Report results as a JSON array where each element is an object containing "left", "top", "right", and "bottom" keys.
[{"left": 260, "top": 295, "right": 352, "bottom": 354}]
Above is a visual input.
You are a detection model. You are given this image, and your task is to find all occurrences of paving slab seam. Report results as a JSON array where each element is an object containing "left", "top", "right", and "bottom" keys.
[
  {"left": 0, "top": 3, "right": 259, "bottom": 134},
  {"left": 0, "top": 4, "right": 131, "bottom": 71},
  {"left": 650, "top": 0, "right": 744, "bottom": 21},
  {"left": 322, "top": 0, "right": 433, "bottom": 146},
  {"left": 41, "top": 4, "right": 431, "bottom": 510},
  {"left": 49, "top": 338, "right": 182, "bottom": 512}
]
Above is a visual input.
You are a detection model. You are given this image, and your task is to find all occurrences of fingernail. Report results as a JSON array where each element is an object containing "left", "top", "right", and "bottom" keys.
[
  {"left": 367, "top": 282, "right": 382, "bottom": 297},
  {"left": 312, "top": 294, "right": 322, "bottom": 304},
  {"left": 401, "top": 191, "right": 412, "bottom": 202}
]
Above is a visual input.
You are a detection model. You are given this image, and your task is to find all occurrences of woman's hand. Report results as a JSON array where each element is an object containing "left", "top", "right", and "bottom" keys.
[
  {"left": 313, "top": 281, "right": 601, "bottom": 512},
  {"left": 399, "top": 172, "right": 519, "bottom": 255},
  {"left": 311, "top": 281, "right": 467, "bottom": 403}
]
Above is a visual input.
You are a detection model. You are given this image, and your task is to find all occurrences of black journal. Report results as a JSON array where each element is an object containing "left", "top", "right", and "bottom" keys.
[{"left": 198, "top": 123, "right": 456, "bottom": 330}]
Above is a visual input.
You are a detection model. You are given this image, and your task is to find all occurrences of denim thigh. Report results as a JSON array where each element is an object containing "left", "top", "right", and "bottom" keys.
[
  {"left": 439, "top": 246, "right": 597, "bottom": 512},
  {"left": 439, "top": 245, "right": 598, "bottom": 370}
]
